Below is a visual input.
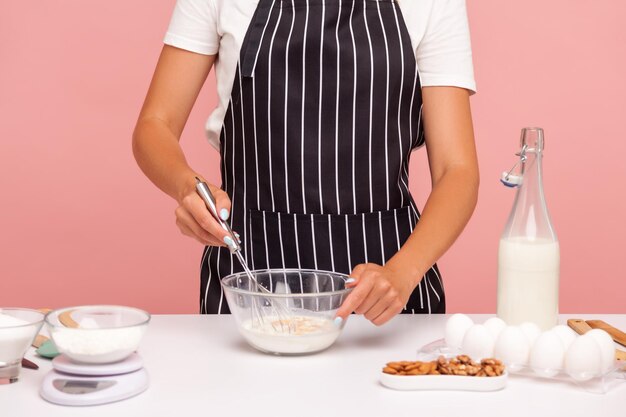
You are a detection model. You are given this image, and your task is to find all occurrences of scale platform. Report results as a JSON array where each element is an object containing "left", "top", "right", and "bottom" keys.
[{"left": 40, "top": 353, "right": 149, "bottom": 406}]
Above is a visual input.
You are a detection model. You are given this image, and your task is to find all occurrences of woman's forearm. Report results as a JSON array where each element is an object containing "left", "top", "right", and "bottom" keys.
[
  {"left": 387, "top": 166, "right": 479, "bottom": 286},
  {"left": 132, "top": 47, "right": 231, "bottom": 247},
  {"left": 336, "top": 166, "right": 478, "bottom": 324},
  {"left": 132, "top": 117, "right": 198, "bottom": 203},
  {"left": 132, "top": 46, "right": 216, "bottom": 204},
  {"left": 386, "top": 86, "right": 478, "bottom": 287}
]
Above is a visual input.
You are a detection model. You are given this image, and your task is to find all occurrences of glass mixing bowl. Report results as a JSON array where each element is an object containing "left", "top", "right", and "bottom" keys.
[
  {"left": 221, "top": 269, "right": 353, "bottom": 355},
  {"left": 45, "top": 305, "right": 150, "bottom": 364},
  {"left": 0, "top": 308, "right": 45, "bottom": 383}
]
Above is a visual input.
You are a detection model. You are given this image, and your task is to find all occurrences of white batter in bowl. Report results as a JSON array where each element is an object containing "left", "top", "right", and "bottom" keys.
[{"left": 240, "top": 315, "right": 342, "bottom": 354}]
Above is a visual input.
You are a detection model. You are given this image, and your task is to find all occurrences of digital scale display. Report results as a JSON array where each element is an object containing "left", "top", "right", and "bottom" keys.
[{"left": 53, "top": 379, "right": 115, "bottom": 394}]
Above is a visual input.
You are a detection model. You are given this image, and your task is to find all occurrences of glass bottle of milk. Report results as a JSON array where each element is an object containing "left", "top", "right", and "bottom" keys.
[{"left": 497, "top": 127, "right": 559, "bottom": 330}]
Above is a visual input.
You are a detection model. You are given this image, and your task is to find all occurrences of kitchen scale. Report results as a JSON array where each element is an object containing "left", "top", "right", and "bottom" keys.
[{"left": 40, "top": 353, "right": 149, "bottom": 406}]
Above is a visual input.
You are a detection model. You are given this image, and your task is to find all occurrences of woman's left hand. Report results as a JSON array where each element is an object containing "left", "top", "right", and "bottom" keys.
[{"left": 335, "top": 263, "right": 418, "bottom": 326}]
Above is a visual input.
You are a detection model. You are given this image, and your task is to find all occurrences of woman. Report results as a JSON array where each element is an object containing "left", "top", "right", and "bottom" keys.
[{"left": 133, "top": 0, "right": 478, "bottom": 325}]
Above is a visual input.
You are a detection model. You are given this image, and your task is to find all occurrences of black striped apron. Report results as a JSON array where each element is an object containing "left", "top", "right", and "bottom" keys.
[{"left": 200, "top": 0, "right": 445, "bottom": 315}]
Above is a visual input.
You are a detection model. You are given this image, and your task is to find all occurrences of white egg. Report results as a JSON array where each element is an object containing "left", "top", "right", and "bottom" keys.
[
  {"left": 444, "top": 313, "right": 474, "bottom": 348},
  {"left": 461, "top": 324, "right": 495, "bottom": 360},
  {"left": 551, "top": 325, "right": 577, "bottom": 350},
  {"left": 520, "top": 322, "right": 541, "bottom": 346},
  {"left": 529, "top": 331, "right": 565, "bottom": 377},
  {"left": 484, "top": 317, "right": 507, "bottom": 340},
  {"left": 564, "top": 335, "right": 602, "bottom": 381},
  {"left": 494, "top": 326, "right": 530, "bottom": 372},
  {"left": 586, "top": 329, "right": 615, "bottom": 373}
]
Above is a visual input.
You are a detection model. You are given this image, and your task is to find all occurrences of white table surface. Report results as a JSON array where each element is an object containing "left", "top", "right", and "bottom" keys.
[{"left": 3, "top": 314, "right": 625, "bottom": 417}]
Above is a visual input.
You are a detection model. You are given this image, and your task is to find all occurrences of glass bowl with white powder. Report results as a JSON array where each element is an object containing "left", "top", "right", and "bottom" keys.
[
  {"left": 0, "top": 308, "right": 45, "bottom": 383},
  {"left": 221, "top": 269, "right": 353, "bottom": 355},
  {"left": 45, "top": 305, "right": 150, "bottom": 364}
]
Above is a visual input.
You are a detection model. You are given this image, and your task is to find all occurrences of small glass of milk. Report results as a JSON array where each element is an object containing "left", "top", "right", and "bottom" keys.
[{"left": 0, "top": 308, "right": 45, "bottom": 383}]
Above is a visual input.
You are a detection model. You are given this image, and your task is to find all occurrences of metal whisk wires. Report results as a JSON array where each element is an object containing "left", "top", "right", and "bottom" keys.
[{"left": 194, "top": 178, "right": 294, "bottom": 333}]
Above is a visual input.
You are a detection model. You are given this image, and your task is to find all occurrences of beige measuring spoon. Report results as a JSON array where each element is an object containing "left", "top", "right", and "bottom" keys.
[
  {"left": 567, "top": 319, "right": 626, "bottom": 361},
  {"left": 32, "top": 308, "right": 79, "bottom": 358}
]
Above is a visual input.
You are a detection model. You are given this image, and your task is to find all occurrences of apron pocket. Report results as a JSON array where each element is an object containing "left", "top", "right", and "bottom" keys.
[{"left": 247, "top": 206, "right": 414, "bottom": 274}]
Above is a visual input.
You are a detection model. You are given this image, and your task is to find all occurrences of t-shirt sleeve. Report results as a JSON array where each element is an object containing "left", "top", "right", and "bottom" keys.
[
  {"left": 416, "top": 0, "right": 476, "bottom": 94},
  {"left": 163, "top": 0, "right": 219, "bottom": 55}
]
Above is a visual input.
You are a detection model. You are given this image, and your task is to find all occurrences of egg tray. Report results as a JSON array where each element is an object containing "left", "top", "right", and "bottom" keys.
[{"left": 417, "top": 339, "right": 626, "bottom": 394}]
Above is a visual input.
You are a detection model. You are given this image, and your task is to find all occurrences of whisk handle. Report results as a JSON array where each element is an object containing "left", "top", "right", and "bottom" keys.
[{"left": 195, "top": 177, "right": 242, "bottom": 253}]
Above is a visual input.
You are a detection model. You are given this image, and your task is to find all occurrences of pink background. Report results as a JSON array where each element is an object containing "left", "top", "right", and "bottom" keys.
[{"left": 1, "top": 1, "right": 624, "bottom": 313}]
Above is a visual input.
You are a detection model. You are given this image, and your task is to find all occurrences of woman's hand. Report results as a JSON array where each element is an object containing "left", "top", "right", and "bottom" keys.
[
  {"left": 335, "top": 262, "right": 419, "bottom": 326},
  {"left": 174, "top": 175, "right": 233, "bottom": 248}
]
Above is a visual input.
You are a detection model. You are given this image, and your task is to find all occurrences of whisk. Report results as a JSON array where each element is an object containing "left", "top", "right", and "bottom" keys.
[{"left": 194, "top": 178, "right": 295, "bottom": 333}]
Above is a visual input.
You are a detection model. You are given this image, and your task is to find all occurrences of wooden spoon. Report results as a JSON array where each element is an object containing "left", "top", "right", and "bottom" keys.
[
  {"left": 31, "top": 308, "right": 79, "bottom": 358},
  {"left": 586, "top": 320, "right": 626, "bottom": 348},
  {"left": 58, "top": 310, "right": 79, "bottom": 328}
]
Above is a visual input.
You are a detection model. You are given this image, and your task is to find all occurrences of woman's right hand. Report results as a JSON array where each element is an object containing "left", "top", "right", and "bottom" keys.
[{"left": 174, "top": 176, "right": 233, "bottom": 247}]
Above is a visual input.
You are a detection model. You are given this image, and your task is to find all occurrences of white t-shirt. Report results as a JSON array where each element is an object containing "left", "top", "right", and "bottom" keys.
[{"left": 164, "top": 0, "right": 476, "bottom": 150}]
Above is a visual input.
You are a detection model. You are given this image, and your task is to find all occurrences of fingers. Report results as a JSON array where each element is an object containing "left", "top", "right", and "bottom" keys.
[
  {"left": 354, "top": 275, "right": 392, "bottom": 315},
  {"left": 176, "top": 206, "right": 225, "bottom": 246},
  {"left": 351, "top": 263, "right": 367, "bottom": 277},
  {"left": 335, "top": 264, "right": 374, "bottom": 320},
  {"left": 176, "top": 220, "right": 204, "bottom": 244},
  {"left": 344, "top": 264, "right": 364, "bottom": 289},
  {"left": 336, "top": 263, "right": 406, "bottom": 326},
  {"left": 180, "top": 192, "right": 231, "bottom": 244},
  {"left": 371, "top": 302, "right": 404, "bottom": 326},
  {"left": 364, "top": 291, "right": 401, "bottom": 323},
  {"left": 210, "top": 184, "right": 232, "bottom": 221}
]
